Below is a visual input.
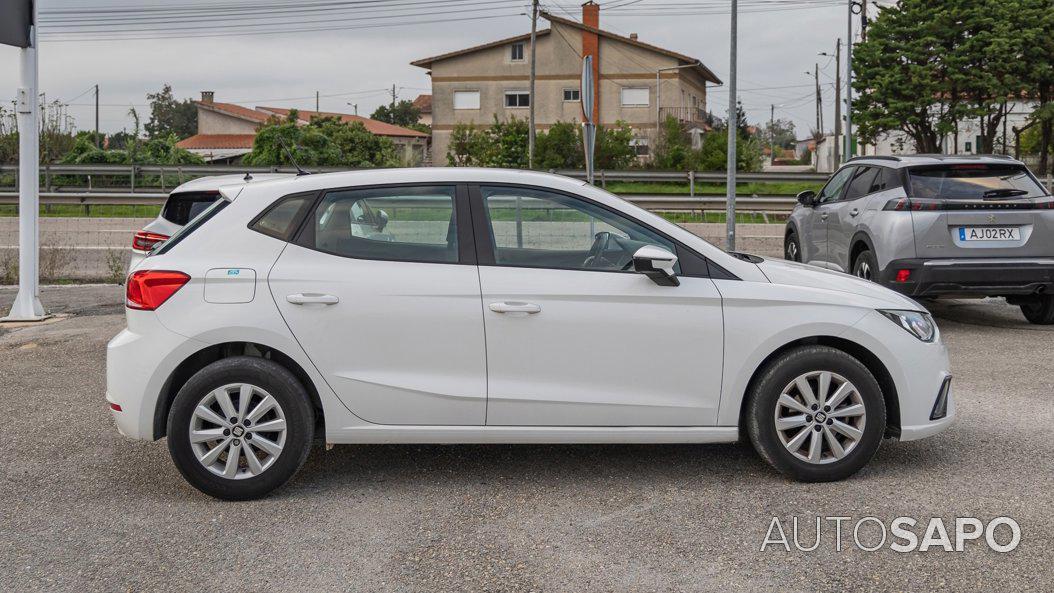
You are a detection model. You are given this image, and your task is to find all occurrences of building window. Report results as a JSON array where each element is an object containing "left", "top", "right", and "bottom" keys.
[
  {"left": 630, "top": 138, "right": 650, "bottom": 156},
  {"left": 621, "top": 87, "right": 650, "bottom": 107},
  {"left": 504, "top": 91, "right": 530, "bottom": 108},
  {"left": 563, "top": 88, "right": 581, "bottom": 102},
  {"left": 453, "top": 90, "right": 480, "bottom": 110},
  {"left": 510, "top": 43, "right": 525, "bottom": 61}
]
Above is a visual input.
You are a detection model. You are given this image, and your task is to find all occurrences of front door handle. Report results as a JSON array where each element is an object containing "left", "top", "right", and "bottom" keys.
[
  {"left": 287, "top": 293, "right": 339, "bottom": 305},
  {"left": 489, "top": 301, "right": 541, "bottom": 314},
  {"left": 850, "top": 208, "right": 860, "bottom": 217}
]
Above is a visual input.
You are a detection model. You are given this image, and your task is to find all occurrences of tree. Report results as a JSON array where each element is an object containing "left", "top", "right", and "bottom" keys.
[
  {"left": 763, "top": 118, "right": 797, "bottom": 151},
  {"left": 244, "top": 112, "right": 399, "bottom": 168},
  {"left": 144, "top": 84, "right": 197, "bottom": 140},
  {"left": 447, "top": 123, "right": 491, "bottom": 166},
  {"left": 535, "top": 121, "right": 584, "bottom": 169},
  {"left": 652, "top": 116, "right": 692, "bottom": 170},
  {"left": 371, "top": 99, "right": 421, "bottom": 128},
  {"left": 595, "top": 121, "right": 636, "bottom": 170}
]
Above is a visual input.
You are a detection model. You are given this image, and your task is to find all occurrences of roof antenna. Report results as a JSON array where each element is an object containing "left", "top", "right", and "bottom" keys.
[
  {"left": 275, "top": 134, "right": 310, "bottom": 176},
  {"left": 243, "top": 171, "right": 253, "bottom": 181}
]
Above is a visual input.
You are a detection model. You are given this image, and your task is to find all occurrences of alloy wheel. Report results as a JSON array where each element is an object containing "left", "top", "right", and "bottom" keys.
[
  {"left": 786, "top": 238, "right": 800, "bottom": 262},
  {"left": 773, "top": 370, "right": 866, "bottom": 464},
  {"left": 855, "top": 260, "right": 872, "bottom": 280},
  {"left": 188, "top": 383, "right": 288, "bottom": 479}
]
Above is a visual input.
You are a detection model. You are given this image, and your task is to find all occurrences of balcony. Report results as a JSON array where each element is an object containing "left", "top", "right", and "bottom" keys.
[{"left": 659, "top": 106, "right": 709, "bottom": 125}]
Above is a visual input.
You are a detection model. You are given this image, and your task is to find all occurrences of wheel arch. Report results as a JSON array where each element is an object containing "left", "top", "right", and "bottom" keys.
[
  {"left": 849, "top": 232, "right": 876, "bottom": 270},
  {"left": 737, "top": 335, "right": 901, "bottom": 440},
  {"left": 153, "top": 341, "right": 324, "bottom": 440}
]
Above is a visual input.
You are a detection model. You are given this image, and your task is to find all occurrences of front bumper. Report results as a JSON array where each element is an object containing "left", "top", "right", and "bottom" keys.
[{"left": 880, "top": 258, "right": 1054, "bottom": 297}]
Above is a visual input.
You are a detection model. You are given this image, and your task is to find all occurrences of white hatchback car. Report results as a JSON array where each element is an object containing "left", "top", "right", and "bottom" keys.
[{"left": 107, "top": 168, "right": 954, "bottom": 500}]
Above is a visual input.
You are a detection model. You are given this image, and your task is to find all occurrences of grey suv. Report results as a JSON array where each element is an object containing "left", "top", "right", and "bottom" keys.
[{"left": 785, "top": 155, "right": 1054, "bottom": 324}]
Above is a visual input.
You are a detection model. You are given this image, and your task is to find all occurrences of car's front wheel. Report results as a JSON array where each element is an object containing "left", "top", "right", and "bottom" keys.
[
  {"left": 746, "top": 345, "right": 886, "bottom": 482},
  {"left": 1019, "top": 294, "right": 1054, "bottom": 325},
  {"left": 167, "top": 356, "right": 315, "bottom": 500}
]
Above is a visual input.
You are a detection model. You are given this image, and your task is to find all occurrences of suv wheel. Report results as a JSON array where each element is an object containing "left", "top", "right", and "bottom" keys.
[
  {"left": 785, "top": 231, "right": 802, "bottom": 262},
  {"left": 1020, "top": 295, "right": 1054, "bottom": 325},
  {"left": 745, "top": 345, "right": 886, "bottom": 482},
  {"left": 167, "top": 356, "right": 315, "bottom": 500},
  {"left": 852, "top": 249, "right": 878, "bottom": 281}
]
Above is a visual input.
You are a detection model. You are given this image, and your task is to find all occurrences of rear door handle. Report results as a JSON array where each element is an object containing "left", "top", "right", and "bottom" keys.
[
  {"left": 287, "top": 293, "right": 339, "bottom": 305},
  {"left": 489, "top": 301, "right": 541, "bottom": 314}
]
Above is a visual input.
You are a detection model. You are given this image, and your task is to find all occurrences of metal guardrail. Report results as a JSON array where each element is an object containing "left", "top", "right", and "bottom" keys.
[
  {"left": 0, "top": 164, "right": 807, "bottom": 212},
  {"left": 0, "top": 191, "right": 798, "bottom": 212}
]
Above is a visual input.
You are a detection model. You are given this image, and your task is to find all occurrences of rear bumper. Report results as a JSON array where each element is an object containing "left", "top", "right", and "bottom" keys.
[{"left": 880, "top": 258, "right": 1054, "bottom": 297}]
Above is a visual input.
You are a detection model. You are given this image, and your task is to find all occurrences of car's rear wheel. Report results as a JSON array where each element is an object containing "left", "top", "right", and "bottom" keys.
[
  {"left": 1019, "top": 295, "right": 1054, "bottom": 325},
  {"left": 785, "top": 231, "right": 802, "bottom": 262},
  {"left": 167, "top": 356, "right": 314, "bottom": 500},
  {"left": 746, "top": 345, "right": 886, "bottom": 482},
  {"left": 852, "top": 249, "right": 878, "bottom": 281}
]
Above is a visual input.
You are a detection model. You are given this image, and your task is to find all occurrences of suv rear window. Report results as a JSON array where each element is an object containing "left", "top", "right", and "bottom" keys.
[
  {"left": 908, "top": 165, "right": 1047, "bottom": 200},
  {"left": 162, "top": 191, "right": 222, "bottom": 225}
]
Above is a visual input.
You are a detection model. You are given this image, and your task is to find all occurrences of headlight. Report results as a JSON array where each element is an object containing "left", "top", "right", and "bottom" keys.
[{"left": 878, "top": 309, "right": 937, "bottom": 342}]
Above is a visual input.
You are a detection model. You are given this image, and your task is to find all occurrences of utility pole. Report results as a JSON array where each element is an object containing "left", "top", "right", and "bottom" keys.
[
  {"left": 315, "top": 91, "right": 320, "bottom": 113},
  {"left": 725, "top": 0, "right": 738, "bottom": 251},
  {"left": 391, "top": 84, "right": 397, "bottom": 112},
  {"left": 94, "top": 84, "right": 100, "bottom": 148},
  {"left": 860, "top": 0, "right": 868, "bottom": 42},
  {"left": 770, "top": 103, "right": 776, "bottom": 162},
  {"left": 814, "top": 64, "right": 822, "bottom": 136},
  {"left": 527, "top": 0, "right": 539, "bottom": 169},
  {"left": 846, "top": 0, "right": 853, "bottom": 160},
  {"left": 834, "top": 39, "right": 842, "bottom": 166}
]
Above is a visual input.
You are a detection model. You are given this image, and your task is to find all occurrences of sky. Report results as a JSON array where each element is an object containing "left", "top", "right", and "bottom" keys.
[{"left": 0, "top": 0, "right": 872, "bottom": 138}]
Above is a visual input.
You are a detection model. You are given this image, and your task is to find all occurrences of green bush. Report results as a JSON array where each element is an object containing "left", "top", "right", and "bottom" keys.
[{"left": 245, "top": 112, "right": 399, "bottom": 168}]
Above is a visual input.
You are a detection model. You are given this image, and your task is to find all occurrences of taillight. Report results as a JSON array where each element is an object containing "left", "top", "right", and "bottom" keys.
[
  {"left": 895, "top": 269, "right": 912, "bottom": 283},
  {"left": 883, "top": 198, "right": 940, "bottom": 211},
  {"left": 132, "top": 231, "right": 170, "bottom": 252},
  {"left": 126, "top": 270, "right": 190, "bottom": 311}
]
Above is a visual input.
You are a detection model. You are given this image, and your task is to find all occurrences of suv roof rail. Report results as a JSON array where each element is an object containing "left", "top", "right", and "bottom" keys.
[
  {"left": 978, "top": 153, "right": 1016, "bottom": 160},
  {"left": 846, "top": 155, "right": 901, "bottom": 163}
]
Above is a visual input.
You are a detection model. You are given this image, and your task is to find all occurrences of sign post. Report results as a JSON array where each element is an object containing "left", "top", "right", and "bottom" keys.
[
  {"left": 580, "top": 56, "right": 596, "bottom": 185},
  {"left": 2, "top": 0, "right": 46, "bottom": 321}
]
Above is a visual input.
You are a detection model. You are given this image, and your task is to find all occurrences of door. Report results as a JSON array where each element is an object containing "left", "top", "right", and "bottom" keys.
[
  {"left": 472, "top": 185, "right": 725, "bottom": 427},
  {"left": 825, "top": 166, "right": 877, "bottom": 271},
  {"left": 269, "top": 184, "right": 488, "bottom": 426},
  {"left": 805, "top": 166, "right": 855, "bottom": 267}
]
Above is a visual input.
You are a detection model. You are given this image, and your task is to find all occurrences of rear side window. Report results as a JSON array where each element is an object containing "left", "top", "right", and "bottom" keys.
[
  {"left": 153, "top": 199, "right": 229, "bottom": 256},
  {"left": 250, "top": 194, "right": 315, "bottom": 241},
  {"left": 305, "top": 185, "right": 459, "bottom": 264},
  {"left": 843, "top": 167, "right": 878, "bottom": 200},
  {"left": 908, "top": 165, "right": 1047, "bottom": 200},
  {"left": 869, "top": 167, "right": 902, "bottom": 193},
  {"left": 162, "top": 191, "right": 222, "bottom": 225}
]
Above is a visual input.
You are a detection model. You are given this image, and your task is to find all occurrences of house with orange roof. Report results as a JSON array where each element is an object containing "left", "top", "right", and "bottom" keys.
[{"left": 177, "top": 91, "right": 430, "bottom": 164}]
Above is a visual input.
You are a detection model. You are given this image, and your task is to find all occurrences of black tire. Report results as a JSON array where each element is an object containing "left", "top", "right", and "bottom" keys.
[
  {"left": 852, "top": 249, "right": 878, "bottom": 282},
  {"left": 745, "top": 345, "right": 886, "bottom": 482},
  {"left": 1020, "top": 295, "right": 1054, "bottom": 325},
  {"left": 784, "top": 231, "right": 802, "bottom": 262},
  {"left": 167, "top": 356, "right": 315, "bottom": 500}
]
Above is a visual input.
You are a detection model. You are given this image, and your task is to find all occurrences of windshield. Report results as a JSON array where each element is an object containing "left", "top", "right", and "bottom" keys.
[
  {"left": 907, "top": 165, "right": 1048, "bottom": 200},
  {"left": 152, "top": 198, "right": 230, "bottom": 256}
]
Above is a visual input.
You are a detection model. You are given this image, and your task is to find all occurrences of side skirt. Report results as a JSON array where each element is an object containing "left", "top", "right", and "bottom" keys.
[{"left": 325, "top": 425, "right": 740, "bottom": 445}]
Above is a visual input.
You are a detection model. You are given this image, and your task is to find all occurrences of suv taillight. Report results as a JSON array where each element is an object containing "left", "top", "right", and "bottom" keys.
[
  {"left": 132, "top": 231, "right": 170, "bottom": 252},
  {"left": 126, "top": 270, "right": 190, "bottom": 311}
]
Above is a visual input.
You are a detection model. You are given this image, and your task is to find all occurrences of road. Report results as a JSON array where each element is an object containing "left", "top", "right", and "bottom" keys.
[{"left": 1, "top": 285, "right": 1051, "bottom": 592}]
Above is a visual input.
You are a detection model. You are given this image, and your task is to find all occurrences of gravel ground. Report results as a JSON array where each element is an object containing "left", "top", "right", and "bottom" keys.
[{"left": 1, "top": 286, "right": 1052, "bottom": 592}]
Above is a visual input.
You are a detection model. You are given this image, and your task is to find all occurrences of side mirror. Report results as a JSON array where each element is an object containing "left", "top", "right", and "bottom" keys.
[
  {"left": 796, "top": 190, "right": 817, "bottom": 207},
  {"left": 632, "top": 245, "right": 680, "bottom": 286},
  {"left": 375, "top": 209, "right": 389, "bottom": 232}
]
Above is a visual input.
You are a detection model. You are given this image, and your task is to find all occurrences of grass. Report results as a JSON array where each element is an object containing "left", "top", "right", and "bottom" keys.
[
  {"left": 0, "top": 204, "right": 162, "bottom": 218},
  {"left": 657, "top": 211, "right": 786, "bottom": 224},
  {"left": 605, "top": 181, "right": 819, "bottom": 196}
]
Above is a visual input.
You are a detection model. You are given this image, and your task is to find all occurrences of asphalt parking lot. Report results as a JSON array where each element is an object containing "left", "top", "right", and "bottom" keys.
[{"left": 1, "top": 285, "right": 1052, "bottom": 592}]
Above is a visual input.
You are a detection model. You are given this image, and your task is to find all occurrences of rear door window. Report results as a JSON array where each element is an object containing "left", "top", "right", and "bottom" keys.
[
  {"left": 843, "top": 167, "right": 878, "bottom": 200},
  {"left": 161, "top": 191, "right": 223, "bottom": 225},
  {"left": 908, "top": 165, "right": 1047, "bottom": 200},
  {"left": 304, "top": 185, "right": 460, "bottom": 264}
]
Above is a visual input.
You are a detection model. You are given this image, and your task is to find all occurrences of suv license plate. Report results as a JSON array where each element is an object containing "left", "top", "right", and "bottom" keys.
[{"left": 958, "top": 226, "right": 1020, "bottom": 241}]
